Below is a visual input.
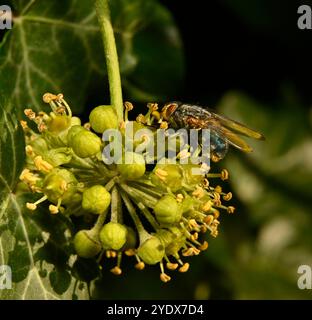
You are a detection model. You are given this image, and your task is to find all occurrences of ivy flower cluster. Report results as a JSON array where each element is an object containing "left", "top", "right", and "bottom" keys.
[{"left": 20, "top": 93, "right": 235, "bottom": 283}]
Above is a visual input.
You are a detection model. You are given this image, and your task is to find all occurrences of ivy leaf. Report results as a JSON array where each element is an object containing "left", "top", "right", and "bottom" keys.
[
  {"left": 0, "top": 99, "right": 97, "bottom": 299},
  {"left": 0, "top": 0, "right": 184, "bottom": 117}
]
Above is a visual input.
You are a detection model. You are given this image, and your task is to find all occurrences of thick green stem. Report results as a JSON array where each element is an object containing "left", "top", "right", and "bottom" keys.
[{"left": 95, "top": 0, "right": 124, "bottom": 123}]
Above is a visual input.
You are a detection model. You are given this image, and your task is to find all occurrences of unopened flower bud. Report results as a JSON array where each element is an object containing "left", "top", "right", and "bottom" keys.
[
  {"left": 154, "top": 194, "right": 182, "bottom": 226},
  {"left": 82, "top": 185, "right": 111, "bottom": 214},
  {"left": 89, "top": 105, "right": 118, "bottom": 133},
  {"left": 137, "top": 236, "right": 165, "bottom": 265},
  {"left": 100, "top": 222, "right": 128, "bottom": 250},
  {"left": 117, "top": 152, "right": 146, "bottom": 180},
  {"left": 70, "top": 129, "right": 102, "bottom": 158},
  {"left": 42, "top": 168, "right": 77, "bottom": 205},
  {"left": 74, "top": 229, "right": 101, "bottom": 258},
  {"left": 67, "top": 125, "right": 85, "bottom": 145}
]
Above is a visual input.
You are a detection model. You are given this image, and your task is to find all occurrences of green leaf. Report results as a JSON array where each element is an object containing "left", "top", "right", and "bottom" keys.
[
  {"left": 0, "top": 99, "right": 95, "bottom": 299},
  {"left": 0, "top": 0, "right": 184, "bottom": 117},
  {"left": 0, "top": 0, "right": 104, "bottom": 115}
]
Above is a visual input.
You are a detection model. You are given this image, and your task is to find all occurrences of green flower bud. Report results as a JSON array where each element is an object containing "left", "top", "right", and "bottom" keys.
[
  {"left": 117, "top": 152, "right": 146, "bottom": 180},
  {"left": 100, "top": 222, "right": 128, "bottom": 250},
  {"left": 137, "top": 236, "right": 165, "bottom": 265},
  {"left": 74, "top": 229, "right": 101, "bottom": 258},
  {"left": 70, "top": 116, "right": 81, "bottom": 127},
  {"left": 89, "top": 105, "right": 118, "bottom": 133},
  {"left": 67, "top": 125, "right": 85, "bottom": 146},
  {"left": 151, "top": 160, "right": 183, "bottom": 192},
  {"left": 70, "top": 129, "right": 102, "bottom": 158},
  {"left": 154, "top": 194, "right": 182, "bottom": 226},
  {"left": 48, "top": 115, "right": 71, "bottom": 133},
  {"left": 82, "top": 185, "right": 111, "bottom": 214},
  {"left": 42, "top": 147, "right": 72, "bottom": 167},
  {"left": 43, "top": 168, "right": 77, "bottom": 205},
  {"left": 122, "top": 227, "right": 138, "bottom": 250}
]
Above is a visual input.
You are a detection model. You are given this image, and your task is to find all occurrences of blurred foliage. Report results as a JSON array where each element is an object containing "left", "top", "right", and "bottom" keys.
[{"left": 0, "top": 0, "right": 311, "bottom": 299}]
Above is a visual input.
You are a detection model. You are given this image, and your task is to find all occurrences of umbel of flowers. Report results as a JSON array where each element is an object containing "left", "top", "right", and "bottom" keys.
[{"left": 20, "top": 93, "right": 235, "bottom": 283}]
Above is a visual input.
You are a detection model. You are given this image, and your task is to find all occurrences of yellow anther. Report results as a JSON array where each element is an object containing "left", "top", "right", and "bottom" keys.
[
  {"left": 124, "top": 249, "right": 136, "bottom": 256},
  {"left": 20, "top": 169, "right": 30, "bottom": 180},
  {"left": 24, "top": 109, "right": 36, "bottom": 120},
  {"left": 221, "top": 169, "right": 229, "bottom": 180},
  {"left": 49, "top": 205, "right": 59, "bottom": 214},
  {"left": 213, "top": 199, "right": 221, "bottom": 207},
  {"left": 182, "top": 247, "right": 200, "bottom": 257},
  {"left": 155, "top": 168, "right": 168, "bottom": 181},
  {"left": 223, "top": 192, "right": 232, "bottom": 201},
  {"left": 204, "top": 215, "right": 214, "bottom": 225},
  {"left": 110, "top": 266, "right": 122, "bottom": 276},
  {"left": 25, "top": 145, "right": 34, "bottom": 157},
  {"left": 26, "top": 203, "right": 37, "bottom": 211},
  {"left": 124, "top": 101, "right": 134, "bottom": 111},
  {"left": 211, "top": 229, "right": 219, "bottom": 238},
  {"left": 227, "top": 206, "right": 235, "bottom": 214},
  {"left": 135, "top": 262, "right": 145, "bottom": 270},
  {"left": 60, "top": 181, "right": 68, "bottom": 192},
  {"left": 34, "top": 156, "right": 53, "bottom": 173},
  {"left": 83, "top": 122, "right": 91, "bottom": 130},
  {"left": 166, "top": 262, "right": 178, "bottom": 270},
  {"left": 160, "top": 121, "right": 168, "bottom": 130},
  {"left": 191, "top": 232, "right": 199, "bottom": 241},
  {"left": 189, "top": 219, "right": 199, "bottom": 229},
  {"left": 213, "top": 210, "right": 220, "bottom": 219},
  {"left": 43, "top": 93, "right": 57, "bottom": 103},
  {"left": 136, "top": 114, "right": 146, "bottom": 124},
  {"left": 214, "top": 185, "right": 222, "bottom": 193},
  {"left": 199, "top": 241, "right": 209, "bottom": 251},
  {"left": 192, "top": 186, "right": 205, "bottom": 199},
  {"left": 179, "top": 263, "right": 190, "bottom": 273},
  {"left": 56, "top": 93, "right": 64, "bottom": 100},
  {"left": 38, "top": 123, "right": 47, "bottom": 132},
  {"left": 108, "top": 250, "right": 117, "bottom": 258},
  {"left": 202, "top": 178, "right": 209, "bottom": 188},
  {"left": 160, "top": 273, "right": 171, "bottom": 283},
  {"left": 176, "top": 194, "right": 184, "bottom": 203},
  {"left": 20, "top": 120, "right": 28, "bottom": 130},
  {"left": 201, "top": 201, "right": 212, "bottom": 212}
]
